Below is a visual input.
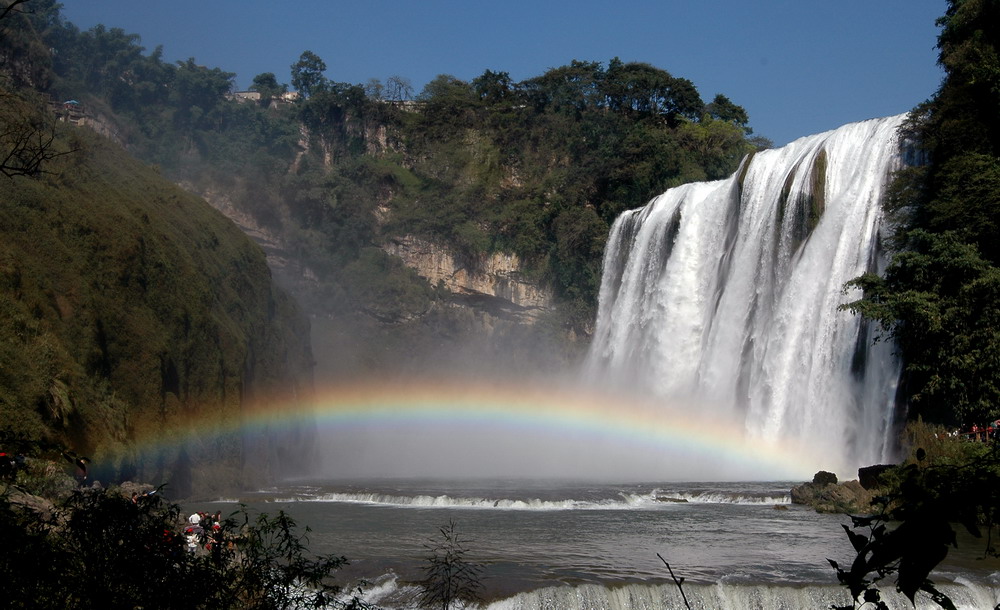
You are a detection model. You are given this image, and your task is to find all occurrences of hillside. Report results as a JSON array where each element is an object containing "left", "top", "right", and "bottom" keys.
[
  {"left": 0, "top": 124, "right": 314, "bottom": 497},
  {"left": 10, "top": 3, "right": 764, "bottom": 377}
]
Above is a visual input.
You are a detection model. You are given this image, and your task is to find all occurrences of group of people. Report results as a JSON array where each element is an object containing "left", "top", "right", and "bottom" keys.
[
  {"left": 183, "top": 511, "right": 225, "bottom": 555},
  {"left": 965, "top": 422, "right": 999, "bottom": 442}
]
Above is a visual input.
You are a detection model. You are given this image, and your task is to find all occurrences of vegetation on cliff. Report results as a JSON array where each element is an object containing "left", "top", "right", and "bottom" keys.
[
  {"left": 844, "top": 0, "right": 1000, "bottom": 427},
  {"left": 0, "top": 126, "right": 314, "bottom": 494},
  {"left": 16, "top": 1, "right": 762, "bottom": 333},
  {"left": 833, "top": 4, "right": 1000, "bottom": 605},
  {"left": 0, "top": 2, "right": 314, "bottom": 495}
]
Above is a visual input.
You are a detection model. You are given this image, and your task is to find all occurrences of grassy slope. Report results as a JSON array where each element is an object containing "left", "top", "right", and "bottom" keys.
[{"left": 0, "top": 125, "right": 313, "bottom": 496}]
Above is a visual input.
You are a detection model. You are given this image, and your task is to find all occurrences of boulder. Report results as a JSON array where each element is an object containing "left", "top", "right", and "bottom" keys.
[
  {"left": 858, "top": 464, "right": 895, "bottom": 490},
  {"left": 812, "top": 470, "right": 838, "bottom": 486},
  {"left": 790, "top": 479, "right": 875, "bottom": 514}
]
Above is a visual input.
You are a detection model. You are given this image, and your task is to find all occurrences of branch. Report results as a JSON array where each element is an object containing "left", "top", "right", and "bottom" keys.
[
  {"left": 657, "top": 553, "right": 692, "bottom": 610},
  {"left": 0, "top": 0, "right": 31, "bottom": 22}
]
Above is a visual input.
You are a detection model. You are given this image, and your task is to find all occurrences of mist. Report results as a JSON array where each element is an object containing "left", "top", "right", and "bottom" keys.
[{"left": 300, "top": 116, "right": 909, "bottom": 486}]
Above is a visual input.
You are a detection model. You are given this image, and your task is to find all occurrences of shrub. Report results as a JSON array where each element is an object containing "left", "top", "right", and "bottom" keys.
[{"left": 417, "top": 520, "right": 484, "bottom": 610}]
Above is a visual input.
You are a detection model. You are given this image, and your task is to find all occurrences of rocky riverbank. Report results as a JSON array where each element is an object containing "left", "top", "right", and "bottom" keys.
[{"left": 790, "top": 466, "right": 895, "bottom": 514}]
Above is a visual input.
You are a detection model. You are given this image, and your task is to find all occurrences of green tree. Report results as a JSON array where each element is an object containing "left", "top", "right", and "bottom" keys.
[
  {"left": 843, "top": 231, "right": 1000, "bottom": 425},
  {"left": 290, "top": 50, "right": 327, "bottom": 98},
  {"left": 471, "top": 69, "right": 513, "bottom": 105},
  {"left": 603, "top": 60, "right": 704, "bottom": 122},
  {"left": 250, "top": 71, "right": 286, "bottom": 106},
  {"left": 170, "top": 58, "right": 235, "bottom": 128},
  {"left": 706, "top": 93, "right": 751, "bottom": 134},
  {"left": 845, "top": 0, "right": 1000, "bottom": 427},
  {"left": 523, "top": 59, "right": 605, "bottom": 115}
]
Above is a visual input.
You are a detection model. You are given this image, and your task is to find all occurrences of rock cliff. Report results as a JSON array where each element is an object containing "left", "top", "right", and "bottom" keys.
[{"left": 382, "top": 235, "right": 554, "bottom": 323}]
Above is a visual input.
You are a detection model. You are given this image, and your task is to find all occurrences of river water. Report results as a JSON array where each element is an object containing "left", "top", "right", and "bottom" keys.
[{"left": 198, "top": 479, "right": 1000, "bottom": 609}]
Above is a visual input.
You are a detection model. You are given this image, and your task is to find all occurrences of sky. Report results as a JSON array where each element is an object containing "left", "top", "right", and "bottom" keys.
[{"left": 59, "top": 1, "right": 947, "bottom": 147}]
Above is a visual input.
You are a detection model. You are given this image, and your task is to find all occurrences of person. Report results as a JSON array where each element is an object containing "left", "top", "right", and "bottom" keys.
[
  {"left": 184, "top": 513, "right": 203, "bottom": 554},
  {"left": 62, "top": 451, "right": 90, "bottom": 485}
]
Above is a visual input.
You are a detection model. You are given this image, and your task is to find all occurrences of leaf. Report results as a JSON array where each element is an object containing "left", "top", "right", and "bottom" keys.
[
  {"left": 843, "top": 524, "right": 870, "bottom": 553},
  {"left": 897, "top": 540, "right": 949, "bottom": 603},
  {"left": 850, "top": 514, "right": 880, "bottom": 528}
]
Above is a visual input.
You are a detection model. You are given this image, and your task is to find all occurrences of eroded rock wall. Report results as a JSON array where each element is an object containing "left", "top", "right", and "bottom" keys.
[{"left": 382, "top": 235, "right": 554, "bottom": 323}]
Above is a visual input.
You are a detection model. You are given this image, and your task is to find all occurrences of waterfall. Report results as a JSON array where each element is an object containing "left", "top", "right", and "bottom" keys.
[
  {"left": 586, "top": 115, "right": 907, "bottom": 473},
  {"left": 484, "top": 580, "right": 1000, "bottom": 610}
]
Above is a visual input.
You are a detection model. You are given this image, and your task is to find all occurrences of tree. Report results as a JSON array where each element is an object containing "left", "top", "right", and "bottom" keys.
[
  {"left": 706, "top": 93, "right": 751, "bottom": 134},
  {"left": 364, "top": 77, "right": 383, "bottom": 100},
  {"left": 169, "top": 58, "right": 235, "bottom": 128},
  {"left": 290, "top": 50, "right": 327, "bottom": 98},
  {"left": 523, "top": 60, "right": 605, "bottom": 115},
  {"left": 0, "top": 89, "right": 65, "bottom": 178},
  {"left": 0, "top": 0, "right": 68, "bottom": 179},
  {"left": 417, "top": 74, "right": 472, "bottom": 103},
  {"left": 417, "top": 74, "right": 477, "bottom": 129},
  {"left": 0, "top": 0, "right": 30, "bottom": 22},
  {"left": 385, "top": 75, "right": 413, "bottom": 102},
  {"left": 603, "top": 60, "right": 704, "bottom": 123},
  {"left": 472, "top": 69, "right": 513, "bottom": 105},
  {"left": 250, "top": 71, "right": 286, "bottom": 106},
  {"left": 843, "top": 231, "right": 1000, "bottom": 425},
  {"left": 417, "top": 521, "right": 484, "bottom": 610},
  {"left": 844, "top": 0, "right": 1000, "bottom": 428}
]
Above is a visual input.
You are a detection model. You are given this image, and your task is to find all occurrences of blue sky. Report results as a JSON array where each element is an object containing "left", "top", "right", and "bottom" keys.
[{"left": 60, "top": 1, "right": 946, "bottom": 146}]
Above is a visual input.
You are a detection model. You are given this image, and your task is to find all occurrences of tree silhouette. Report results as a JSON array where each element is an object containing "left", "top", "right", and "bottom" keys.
[{"left": 417, "top": 520, "right": 484, "bottom": 610}]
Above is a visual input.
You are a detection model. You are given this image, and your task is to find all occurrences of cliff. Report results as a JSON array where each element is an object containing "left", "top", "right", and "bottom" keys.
[{"left": 382, "top": 235, "right": 554, "bottom": 323}]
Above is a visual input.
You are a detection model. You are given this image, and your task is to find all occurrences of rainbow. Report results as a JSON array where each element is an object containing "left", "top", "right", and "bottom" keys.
[{"left": 132, "top": 377, "right": 833, "bottom": 482}]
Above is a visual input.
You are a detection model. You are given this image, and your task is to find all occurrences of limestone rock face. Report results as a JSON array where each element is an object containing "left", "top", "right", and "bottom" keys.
[{"left": 382, "top": 235, "right": 554, "bottom": 323}]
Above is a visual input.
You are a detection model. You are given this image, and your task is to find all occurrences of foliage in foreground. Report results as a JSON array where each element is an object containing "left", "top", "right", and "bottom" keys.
[
  {"left": 830, "top": 433, "right": 1000, "bottom": 610},
  {"left": 0, "top": 478, "right": 361, "bottom": 609}
]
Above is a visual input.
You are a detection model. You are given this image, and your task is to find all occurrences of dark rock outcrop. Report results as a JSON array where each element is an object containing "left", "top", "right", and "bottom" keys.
[
  {"left": 812, "top": 470, "right": 838, "bottom": 486},
  {"left": 791, "top": 471, "right": 876, "bottom": 514},
  {"left": 858, "top": 464, "right": 896, "bottom": 490}
]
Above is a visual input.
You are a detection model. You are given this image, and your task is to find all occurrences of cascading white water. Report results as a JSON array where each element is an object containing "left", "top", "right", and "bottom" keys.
[{"left": 586, "top": 115, "right": 907, "bottom": 473}]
